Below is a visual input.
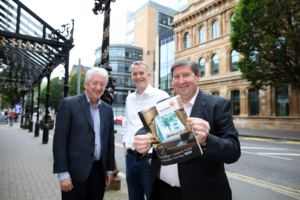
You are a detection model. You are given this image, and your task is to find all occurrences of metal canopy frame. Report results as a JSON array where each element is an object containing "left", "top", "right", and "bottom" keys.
[{"left": 0, "top": 0, "right": 74, "bottom": 89}]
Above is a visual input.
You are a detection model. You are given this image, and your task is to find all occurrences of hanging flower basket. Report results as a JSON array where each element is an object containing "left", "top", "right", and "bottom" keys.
[{"left": 40, "top": 115, "right": 54, "bottom": 130}]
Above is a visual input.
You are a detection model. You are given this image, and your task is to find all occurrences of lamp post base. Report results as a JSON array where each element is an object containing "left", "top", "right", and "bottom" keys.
[
  {"left": 35, "top": 122, "right": 40, "bottom": 137},
  {"left": 42, "top": 124, "right": 49, "bottom": 144}
]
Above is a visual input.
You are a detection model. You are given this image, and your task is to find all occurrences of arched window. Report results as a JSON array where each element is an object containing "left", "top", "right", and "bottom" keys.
[
  {"left": 199, "top": 26, "right": 205, "bottom": 44},
  {"left": 212, "top": 21, "right": 219, "bottom": 39},
  {"left": 231, "top": 90, "right": 240, "bottom": 116},
  {"left": 230, "top": 14, "right": 235, "bottom": 33},
  {"left": 212, "top": 92, "right": 219, "bottom": 96},
  {"left": 230, "top": 50, "right": 239, "bottom": 71},
  {"left": 199, "top": 58, "right": 205, "bottom": 77},
  {"left": 185, "top": 33, "right": 190, "bottom": 49},
  {"left": 249, "top": 88, "right": 259, "bottom": 116},
  {"left": 276, "top": 86, "right": 289, "bottom": 116},
  {"left": 211, "top": 54, "right": 219, "bottom": 75}
]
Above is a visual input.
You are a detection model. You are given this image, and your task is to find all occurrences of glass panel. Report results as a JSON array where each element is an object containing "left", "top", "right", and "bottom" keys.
[
  {"left": 117, "top": 48, "right": 125, "bottom": 57},
  {"left": 185, "top": 33, "right": 190, "bottom": 48},
  {"left": 211, "top": 54, "right": 219, "bottom": 75},
  {"left": 199, "top": 58, "right": 205, "bottom": 77},
  {"left": 212, "top": 92, "right": 219, "bottom": 96},
  {"left": 127, "top": 20, "right": 134, "bottom": 32},
  {"left": 0, "top": 0, "right": 18, "bottom": 32},
  {"left": 20, "top": 8, "right": 43, "bottom": 38},
  {"left": 212, "top": 21, "right": 219, "bottom": 39},
  {"left": 231, "top": 90, "right": 240, "bottom": 115},
  {"left": 230, "top": 50, "right": 239, "bottom": 72},
  {"left": 199, "top": 26, "right": 205, "bottom": 44},
  {"left": 126, "top": 32, "right": 134, "bottom": 44},
  {"left": 276, "top": 86, "right": 289, "bottom": 116},
  {"left": 231, "top": 14, "right": 235, "bottom": 33},
  {"left": 249, "top": 88, "right": 259, "bottom": 116},
  {"left": 158, "top": 25, "right": 170, "bottom": 34},
  {"left": 158, "top": 12, "right": 173, "bottom": 26}
]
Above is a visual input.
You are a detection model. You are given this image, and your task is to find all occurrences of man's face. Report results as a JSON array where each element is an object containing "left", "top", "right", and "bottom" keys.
[
  {"left": 131, "top": 64, "right": 151, "bottom": 91},
  {"left": 84, "top": 74, "right": 106, "bottom": 103},
  {"left": 172, "top": 65, "right": 200, "bottom": 104}
]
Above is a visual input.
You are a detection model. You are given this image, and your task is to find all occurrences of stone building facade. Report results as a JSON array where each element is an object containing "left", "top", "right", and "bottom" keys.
[{"left": 171, "top": 0, "right": 300, "bottom": 131}]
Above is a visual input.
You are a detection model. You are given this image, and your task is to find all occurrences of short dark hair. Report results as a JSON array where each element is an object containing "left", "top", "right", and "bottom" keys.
[
  {"left": 170, "top": 58, "right": 199, "bottom": 77},
  {"left": 130, "top": 61, "right": 149, "bottom": 74}
]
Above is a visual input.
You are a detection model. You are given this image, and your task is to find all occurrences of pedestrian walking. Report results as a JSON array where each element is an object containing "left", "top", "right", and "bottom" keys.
[{"left": 9, "top": 111, "right": 15, "bottom": 127}]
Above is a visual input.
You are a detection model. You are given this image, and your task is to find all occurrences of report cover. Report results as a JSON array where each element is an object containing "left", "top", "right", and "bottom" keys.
[{"left": 138, "top": 96, "right": 203, "bottom": 166}]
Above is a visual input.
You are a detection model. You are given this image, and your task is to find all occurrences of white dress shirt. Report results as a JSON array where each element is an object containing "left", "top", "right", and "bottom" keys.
[
  {"left": 122, "top": 84, "right": 169, "bottom": 152},
  {"left": 159, "top": 89, "right": 199, "bottom": 187}
]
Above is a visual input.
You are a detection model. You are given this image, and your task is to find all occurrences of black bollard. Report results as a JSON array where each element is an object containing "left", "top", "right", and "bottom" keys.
[
  {"left": 42, "top": 124, "right": 49, "bottom": 144},
  {"left": 35, "top": 122, "right": 40, "bottom": 137},
  {"left": 29, "top": 120, "right": 33, "bottom": 132}
]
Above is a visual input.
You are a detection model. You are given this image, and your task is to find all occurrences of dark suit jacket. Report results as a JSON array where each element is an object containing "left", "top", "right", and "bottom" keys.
[
  {"left": 53, "top": 92, "right": 115, "bottom": 182},
  {"left": 147, "top": 90, "right": 241, "bottom": 200}
]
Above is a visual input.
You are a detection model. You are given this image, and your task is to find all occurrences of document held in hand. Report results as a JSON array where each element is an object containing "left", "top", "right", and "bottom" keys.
[{"left": 138, "top": 96, "right": 203, "bottom": 166}]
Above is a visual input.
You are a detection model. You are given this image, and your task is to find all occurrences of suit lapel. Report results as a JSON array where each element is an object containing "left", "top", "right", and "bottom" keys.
[
  {"left": 79, "top": 93, "right": 94, "bottom": 131},
  {"left": 190, "top": 90, "right": 206, "bottom": 118},
  {"left": 99, "top": 101, "right": 105, "bottom": 143}
]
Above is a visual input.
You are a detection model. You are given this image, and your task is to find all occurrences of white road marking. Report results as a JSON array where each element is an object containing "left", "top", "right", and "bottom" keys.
[
  {"left": 242, "top": 151, "right": 292, "bottom": 160},
  {"left": 242, "top": 147, "right": 287, "bottom": 150},
  {"left": 257, "top": 153, "right": 300, "bottom": 156}
]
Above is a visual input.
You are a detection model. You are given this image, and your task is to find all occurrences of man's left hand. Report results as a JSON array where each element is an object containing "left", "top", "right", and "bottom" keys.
[
  {"left": 105, "top": 173, "right": 113, "bottom": 190},
  {"left": 188, "top": 117, "right": 210, "bottom": 146}
]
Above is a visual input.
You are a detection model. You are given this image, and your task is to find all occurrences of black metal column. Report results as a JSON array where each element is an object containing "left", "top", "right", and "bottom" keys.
[
  {"left": 35, "top": 83, "right": 41, "bottom": 137},
  {"left": 43, "top": 74, "right": 51, "bottom": 144},
  {"left": 63, "top": 48, "right": 70, "bottom": 98},
  {"left": 20, "top": 91, "right": 26, "bottom": 128},
  {"left": 29, "top": 89, "right": 34, "bottom": 132}
]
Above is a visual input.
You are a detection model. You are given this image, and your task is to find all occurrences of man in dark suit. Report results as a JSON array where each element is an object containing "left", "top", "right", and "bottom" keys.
[
  {"left": 53, "top": 68, "right": 115, "bottom": 200},
  {"left": 134, "top": 58, "right": 241, "bottom": 200}
]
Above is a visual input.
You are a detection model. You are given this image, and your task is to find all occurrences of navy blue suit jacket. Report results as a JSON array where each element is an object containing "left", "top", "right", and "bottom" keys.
[
  {"left": 53, "top": 92, "right": 115, "bottom": 182},
  {"left": 147, "top": 90, "right": 241, "bottom": 200}
]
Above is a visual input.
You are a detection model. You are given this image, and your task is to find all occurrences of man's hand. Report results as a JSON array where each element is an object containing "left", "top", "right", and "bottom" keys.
[
  {"left": 60, "top": 177, "right": 73, "bottom": 192},
  {"left": 123, "top": 143, "right": 127, "bottom": 157},
  {"left": 105, "top": 173, "right": 113, "bottom": 190},
  {"left": 133, "top": 135, "right": 151, "bottom": 154},
  {"left": 188, "top": 117, "right": 210, "bottom": 146}
]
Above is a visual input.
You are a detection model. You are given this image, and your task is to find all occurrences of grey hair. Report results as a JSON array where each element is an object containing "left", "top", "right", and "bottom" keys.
[
  {"left": 130, "top": 61, "right": 149, "bottom": 74},
  {"left": 85, "top": 67, "right": 108, "bottom": 84},
  {"left": 171, "top": 58, "right": 199, "bottom": 77}
]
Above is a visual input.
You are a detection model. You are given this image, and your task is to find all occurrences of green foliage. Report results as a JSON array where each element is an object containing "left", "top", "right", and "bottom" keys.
[
  {"left": 230, "top": 0, "right": 300, "bottom": 89},
  {"left": 160, "top": 113, "right": 176, "bottom": 131},
  {"left": 68, "top": 72, "right": 85, "bottom": 96},
  {"left": 40, "top": 77, "right": 63, "bottom": 111},
  {"left": 0, "top": 87, "right": 21, "bottom": 109},
  {"left": 94, "top": 62, "right": 99, "bottom": 67}
]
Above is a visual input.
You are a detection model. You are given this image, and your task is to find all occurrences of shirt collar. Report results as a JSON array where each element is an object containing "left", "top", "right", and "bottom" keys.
[
  {"left": 134, "top": 84, "right": 153, "bottom": 97},
  {"left": 185, "top": 89, "right": 199, "bottom": 106},
  {"left": 85, "top": 91, "right": 101, "bottom": 107}
]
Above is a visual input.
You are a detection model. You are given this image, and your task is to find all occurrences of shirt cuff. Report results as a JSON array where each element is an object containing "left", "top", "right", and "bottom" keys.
[
  {"left": 107, "top": 171, "right": 114, "bottom": 174},
  {"left": 58, "top": 172, "right": 70, "bottom": 181}
]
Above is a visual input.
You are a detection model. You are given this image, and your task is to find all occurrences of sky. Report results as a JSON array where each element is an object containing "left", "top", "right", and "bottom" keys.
[{"left": 18, "top": 0, "right": 173, "bottom": 80}]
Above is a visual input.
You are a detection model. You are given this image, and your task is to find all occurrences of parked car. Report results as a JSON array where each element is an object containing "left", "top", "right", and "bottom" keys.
[{"left": 115, "top": 115, "right": 125, "bottom": 125}]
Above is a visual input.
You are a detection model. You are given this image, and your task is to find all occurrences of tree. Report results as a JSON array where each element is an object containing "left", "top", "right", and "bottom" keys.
[
  {"left": 68, "top": 72, "right": 85, "bottom": 96},
  {"left": 40, "top": 77, "right": 63, "bottom": 111},
  {"left": 230, "top": 0, "right": 300, "bottom": 89},
  {"left": 0, "top": 87, "right": 21, "bottom": 109}
]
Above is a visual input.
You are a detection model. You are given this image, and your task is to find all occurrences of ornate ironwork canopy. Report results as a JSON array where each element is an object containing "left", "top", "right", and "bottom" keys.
[{"left": 0, "top": 0, "right": 74, "bottom": 90}]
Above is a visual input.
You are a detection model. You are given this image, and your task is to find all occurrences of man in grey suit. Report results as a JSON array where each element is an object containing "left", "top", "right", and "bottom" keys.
[{"left": 53, "top": 68, "right": 115, "bottom": 200}]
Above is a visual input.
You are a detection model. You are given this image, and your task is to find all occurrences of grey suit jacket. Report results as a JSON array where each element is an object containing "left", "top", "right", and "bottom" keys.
[{"left": 53, "top": 92, "right": 115, "bottom": 182}]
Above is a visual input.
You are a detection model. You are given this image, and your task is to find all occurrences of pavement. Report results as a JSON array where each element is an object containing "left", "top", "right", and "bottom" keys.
[{"left": 0, "top": 121, "right": 299, "bottom": 200}]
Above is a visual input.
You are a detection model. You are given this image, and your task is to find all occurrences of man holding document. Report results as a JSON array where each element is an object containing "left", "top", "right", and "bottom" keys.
[{"left": 133, "top": 58, "right": 241, "bottom": 200}]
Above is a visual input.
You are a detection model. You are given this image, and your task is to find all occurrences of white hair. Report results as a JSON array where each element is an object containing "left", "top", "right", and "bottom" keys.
[{"left": 85, "top": 67, "right": 108, "bottom": 84}]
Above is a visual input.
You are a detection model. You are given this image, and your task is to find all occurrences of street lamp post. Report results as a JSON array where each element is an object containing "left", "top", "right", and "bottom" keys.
[{"left": 92, "top": 0, "right": 120, "bottom": 190}]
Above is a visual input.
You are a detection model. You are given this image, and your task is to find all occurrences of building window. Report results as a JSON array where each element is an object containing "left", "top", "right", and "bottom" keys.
[
  {"left": 230, "top": 14, "right": 235, "bottom": 33},
  {"left": 249, "top": 88, "right": 259, "bottom": 116},
  {"left": 211, "top": 54, "right": 219, "bottom": 75},
  {"left": 276, "top": 86, "right": 289, "bottom": 116},
  {"left": 126, "top": 32, "right": 134, "bottom": 45},
  {"left": 212, "top": 92, "right": 219, "bottom": 96},
  {"left": 230, "top": 50, "right": 239, "bottom": 72},
  {"left": 231, "top": 90, "right": 240, "bottom": 116},
  {"left": 212, "top": 21, "right": 219, "bottom": 39},
  {"left": 199, "top": 58, "right": 205, "bottom": 77},
  {"left": 158, "top": 25, "right": 170, "bottom": 34},
  {"left": 199, "top": 26, "right": 205, "bottom": 44},
  {"left": 158, "top": 13, "right": 173, "bottom": 26},
  {"left": 127, "top": 20, "right": 134, "bottom": 32},
  {"left": 185, "top": 32, "right": 190, "bottom": 48}
]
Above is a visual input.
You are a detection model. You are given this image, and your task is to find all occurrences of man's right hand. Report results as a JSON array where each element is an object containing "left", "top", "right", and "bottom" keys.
[
  {"left": 60, "top": 177, "right": 73, "bottom": 192},
  {"left": 123, "top": 143, "right": 127, "bottom": 157},
  {"left": 133, "top": 135, "right": 151, "bottom": 154}
]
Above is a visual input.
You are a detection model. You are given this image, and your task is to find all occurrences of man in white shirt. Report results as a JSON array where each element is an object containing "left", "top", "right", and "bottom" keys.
[
  {"left": 133, "top": 58, "right": 240, "bottom": 200},
  {"left": 122, "top": 61, "right": 169, "bottom": 200}
]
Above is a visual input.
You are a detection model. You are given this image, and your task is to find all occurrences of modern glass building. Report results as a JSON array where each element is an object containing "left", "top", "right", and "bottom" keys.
[
  {"left": 95, "top": 44, "right": 143, "bottom": 117},
  {"left": 159, "top": 29, "right": 175, "bottom": 96}
]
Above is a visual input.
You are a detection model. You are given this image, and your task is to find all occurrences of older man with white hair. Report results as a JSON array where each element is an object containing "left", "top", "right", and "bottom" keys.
[{"left": 53, "top": 67, "right": 115, "bottom": 200}]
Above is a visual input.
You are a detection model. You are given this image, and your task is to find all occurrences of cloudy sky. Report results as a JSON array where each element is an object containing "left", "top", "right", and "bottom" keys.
[{"left": 18, "top": 0, "right": 174, "bottom": 79}]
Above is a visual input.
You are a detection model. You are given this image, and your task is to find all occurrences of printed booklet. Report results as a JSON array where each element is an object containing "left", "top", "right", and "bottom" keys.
[{"left": 138, "top": 96, "right": 203, "bottom": 166}]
